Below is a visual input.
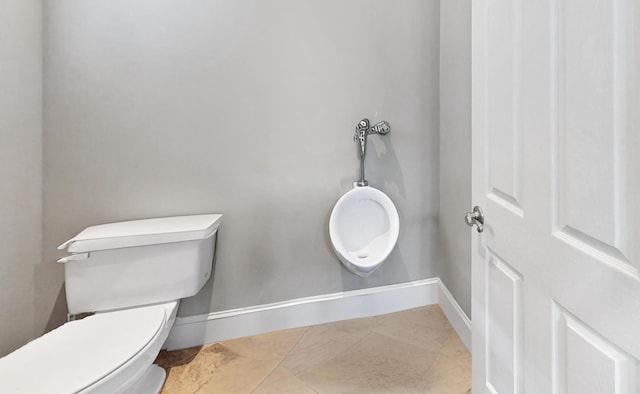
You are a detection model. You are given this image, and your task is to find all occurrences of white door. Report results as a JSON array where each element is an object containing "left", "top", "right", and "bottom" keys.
[{"left": 471, "top": 0, "right": 640, "bottom": 393}]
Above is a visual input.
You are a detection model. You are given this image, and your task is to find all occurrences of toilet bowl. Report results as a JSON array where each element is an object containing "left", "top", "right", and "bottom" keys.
[
  {"left": 329, "top": 186, "right": 399, "bottom": 277},
  {"left": 0, "top": 214, "right": 222, "bottom": 394},
  {"left": 0, "top": 301, "right": 177, "bottom": 394}
]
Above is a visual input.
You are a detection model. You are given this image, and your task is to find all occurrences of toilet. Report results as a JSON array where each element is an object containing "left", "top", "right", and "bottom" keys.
[
  {"left": 329, "top": 186, "right": 399, "bottom": 277},
  {"left": 0, "top": 214, "right": 222, "bottom": 394}
]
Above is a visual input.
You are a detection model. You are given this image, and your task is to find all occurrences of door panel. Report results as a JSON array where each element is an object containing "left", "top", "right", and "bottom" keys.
[
  {"left": 486, "top": 0, "right": 524, "bottom": 215},
  {"left": 486, "top": 251, "right": 523, "bottom": 394},
  {"left": 553, "top": 0, "right": 640, "bottom": 275},
  {"left": 552, "top": 302, "right": 639, "bottom": 394},
  {"left": 472, "top": 0, "right": 640, "bottom": 392}
]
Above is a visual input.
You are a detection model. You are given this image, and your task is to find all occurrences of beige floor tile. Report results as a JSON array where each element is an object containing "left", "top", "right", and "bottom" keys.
[
  {"left": 373, "top": 305, "right": 452, "bottom": 334},
  {"left": 281, "top": 318, "right": 373, "bottom": 376},
  {"left": 298, "top": 331, "right": 440, "bottom": 393},
  {"left": 157, "top": 344, "right": 237, "bottom": 393},
  {"left": 418, "top": 329, "right": 472, "bottom": 393},
  {"left": 195, "top": 355, "right": 280, "bottom": 393},
  {"left": 221, "top": 327, "right": 308, "bottom": 362},
  {"left": 420, "top": 354, "right": 472, "bottom": 394},
  {"left": 157, "top": 306, "right": 471, "bottom": 394},
  {"left": 438, "top": 329, "right": 471, "bottom": 359},
  {"left": 371, "top": 316, "right": 451, "bottom": 354},
  {"left": 157, "top": 343, "right": 280, "bottom": 393},
  {"left": 252, "top": 366, "right": 317, "bottom": 394}
]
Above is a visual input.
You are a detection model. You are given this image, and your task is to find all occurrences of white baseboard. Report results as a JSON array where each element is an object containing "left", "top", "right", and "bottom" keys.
[
  {"left": 164, "top": 277, "right": 471, "bottom": 352},
  {"left": 437, "top": 280, "right": 472, "bottom": 350}
]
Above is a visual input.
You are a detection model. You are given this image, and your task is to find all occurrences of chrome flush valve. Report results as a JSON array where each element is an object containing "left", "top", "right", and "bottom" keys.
[
  {"left": 354, "top": 119, "right": 370, "bottom": 157},
  {"left": 371, "top": 120, "right": 390, "bottom": 135},
  {"left": 353, "top": 118, "right": 391, "bottom": 157},
  {"left": 353, "top": 117, "right": 391, "bottom": 187}
]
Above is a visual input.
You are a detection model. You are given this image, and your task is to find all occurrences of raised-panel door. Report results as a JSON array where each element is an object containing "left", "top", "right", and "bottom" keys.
[{"left": 472, "top": 0, "right": 640, "bottom": 392}]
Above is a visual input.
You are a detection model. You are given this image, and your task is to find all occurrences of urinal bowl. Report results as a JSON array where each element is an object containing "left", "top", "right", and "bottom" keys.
[{"left": 329, "top": 186, "right": 399, "bottom": 277}]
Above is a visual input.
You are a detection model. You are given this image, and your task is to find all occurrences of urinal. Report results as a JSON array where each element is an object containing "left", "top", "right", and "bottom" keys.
[{"left": 329, "top": 185, "right": 399, "bottom": 277}]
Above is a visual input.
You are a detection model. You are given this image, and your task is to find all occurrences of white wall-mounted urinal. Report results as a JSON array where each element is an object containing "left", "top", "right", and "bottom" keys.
[{"left": 329, "top": 186, "right": 399, "bottom": 277}]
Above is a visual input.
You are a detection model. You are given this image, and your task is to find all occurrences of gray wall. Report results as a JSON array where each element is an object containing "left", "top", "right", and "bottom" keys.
[
  {"left": 438, "top": 0, "right": 471, "bottom": 317},
  {"left": 0, "top": 0, "right": 43, "bottom": 356},
  {"left": 44, "top": 0, "right": 441, "bottom": 318}
]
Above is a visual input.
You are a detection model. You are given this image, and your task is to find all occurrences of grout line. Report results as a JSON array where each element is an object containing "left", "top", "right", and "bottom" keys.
[
  {"left": 248, "top": 367, "right": 278, "bottom": 393},
  {"left": 284, "top": 326, "right": 311, "bottom": 359},
  {"left": 167, "top": 305, "right": 470, "bottom": 393},
  {"left": 370, "top": 306, "right": 451, "bottom": 351},
  {"left": 248, "top": 356, "right": 281, "bottom": 393},
  {"left": 249, "top": 326, "right": 311, "bottom": 393}
]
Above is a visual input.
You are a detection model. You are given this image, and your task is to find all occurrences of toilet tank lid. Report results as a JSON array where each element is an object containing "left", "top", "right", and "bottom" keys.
[{"left": 58, "top": 214, "right": 222, "bottom": 253}]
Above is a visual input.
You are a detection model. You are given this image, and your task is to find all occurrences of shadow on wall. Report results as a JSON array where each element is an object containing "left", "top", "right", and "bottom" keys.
[
  {"left": 44, "top": 285, "right": 67, "bottom": 333},
  {"left": 33, "top": 256, "right": 68, "bottom": 335},
  {"left": 339, "top": 129, "right": 406, "bottom": 199},
  {"left": 339, "top": 246, "right": 409, "bottom": 292},
  {"left": 177, "top": 232, "right": 218, "bottom": 319},
  {"left": 370, "top": 136, "right": 406, "bottom": 199}
]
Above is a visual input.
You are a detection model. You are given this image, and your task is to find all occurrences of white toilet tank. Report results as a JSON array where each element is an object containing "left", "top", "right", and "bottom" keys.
[{"left": 58, "top": 214, "right": 222, "bottom": 315}]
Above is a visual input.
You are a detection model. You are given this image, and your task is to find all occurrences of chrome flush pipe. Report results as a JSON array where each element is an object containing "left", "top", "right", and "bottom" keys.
[
  {"left": 355, "top": 119, "right": 370, "bottom": 186},
  {"left": 353, "top": 118, "right": 391, "bottom": 187}
]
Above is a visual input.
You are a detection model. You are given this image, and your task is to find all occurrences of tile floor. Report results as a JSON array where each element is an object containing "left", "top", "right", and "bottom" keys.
[{"left": 155, "top": 305, "right": 471, "bottom": 393}]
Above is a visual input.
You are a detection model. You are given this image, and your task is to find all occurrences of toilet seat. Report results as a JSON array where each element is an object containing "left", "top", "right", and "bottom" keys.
[{"left": 0, "top": 302, "right": 177, "bottom": 394}]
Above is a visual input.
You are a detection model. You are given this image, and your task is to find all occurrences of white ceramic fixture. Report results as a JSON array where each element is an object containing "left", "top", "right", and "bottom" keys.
[
  {"left": 0, "top": 214, "right": 222, "bottom": 394},
  {"left": 329, "top": 186, "right": 399, "bottom": 277}
]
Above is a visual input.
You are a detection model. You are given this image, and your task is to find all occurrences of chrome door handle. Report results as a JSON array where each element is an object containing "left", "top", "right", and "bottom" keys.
[{"left": 465, "top": 206, "right": 484, "bottom": 233}]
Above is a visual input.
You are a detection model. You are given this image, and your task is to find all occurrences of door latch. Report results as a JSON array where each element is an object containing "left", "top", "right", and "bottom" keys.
[{"left": 465, "top": 206, "right": 484, "bottom": 233}]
